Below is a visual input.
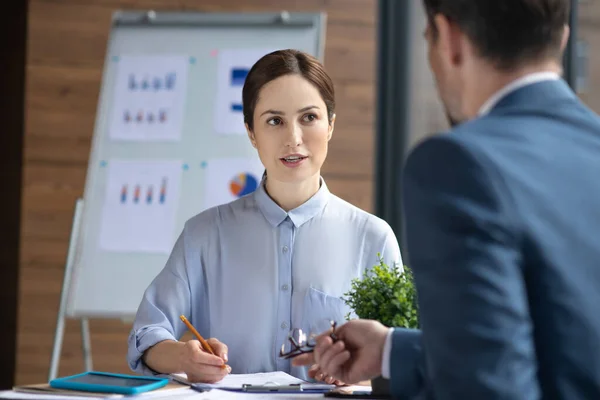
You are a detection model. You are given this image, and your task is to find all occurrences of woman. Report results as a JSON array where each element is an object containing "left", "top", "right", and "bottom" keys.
[{"left": 126, "top": 49, "right": 402, "bottom": 385}]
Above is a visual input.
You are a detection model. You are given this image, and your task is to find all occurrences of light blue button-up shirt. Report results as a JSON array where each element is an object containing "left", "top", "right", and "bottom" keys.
[{"left": 127, "top": 177, "right": 402, "bottom": 380}]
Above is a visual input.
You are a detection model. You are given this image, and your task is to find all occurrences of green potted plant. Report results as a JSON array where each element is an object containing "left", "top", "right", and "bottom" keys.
[{"left": 342, "top": 253, "right": 419, "bottom": 396}]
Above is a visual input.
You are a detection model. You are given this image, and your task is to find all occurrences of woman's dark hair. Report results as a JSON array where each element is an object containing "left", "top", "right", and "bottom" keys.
[{"left": 242, "top": 49, "right": 335, "bottom": 131}]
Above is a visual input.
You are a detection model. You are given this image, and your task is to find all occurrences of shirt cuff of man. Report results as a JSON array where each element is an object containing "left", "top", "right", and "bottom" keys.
[{"left": 381, "top": 327, "right": 394, "bottom": 379}]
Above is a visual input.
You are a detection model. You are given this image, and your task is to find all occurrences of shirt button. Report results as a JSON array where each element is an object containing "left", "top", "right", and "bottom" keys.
[
  {"left": 281, "top": 322, "right": 288, "bottom": 329},
  {"left": 282, "top": 245, "right": 289, "bottom": 253},
  {"left": 281, "top": 284, "right": 289, "bottom": 291}
]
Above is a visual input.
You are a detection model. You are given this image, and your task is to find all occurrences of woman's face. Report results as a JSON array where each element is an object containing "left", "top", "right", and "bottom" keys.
[{"left": 246, "top": 74, "right": 335, "bottom": 185}]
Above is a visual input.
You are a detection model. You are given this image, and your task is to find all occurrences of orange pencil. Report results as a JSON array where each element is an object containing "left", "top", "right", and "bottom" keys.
[{"left": 180, "top": 315, "right": 227, "bottom": 369}]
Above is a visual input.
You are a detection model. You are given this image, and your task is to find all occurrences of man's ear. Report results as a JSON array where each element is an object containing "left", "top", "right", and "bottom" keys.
[
  {"left": 246, "top": 123, "right": 257, "bottom": 148},
  {"left": 560, "top": 24, "right": 570, "bottom": 53},
  {"left": 434, "top": 14, "right": 463, "bottom": 68},
  {"left": 327, "top": 114, "right": 336, "bottom": 141}
]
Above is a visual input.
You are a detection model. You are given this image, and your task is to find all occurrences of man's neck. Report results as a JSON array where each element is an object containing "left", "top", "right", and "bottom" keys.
[
  {"left": 463, "top": 60, "right": 562, "bottom": 119},
  {"left": 264, "top": 174, "right": 321, "bottom": 212}
]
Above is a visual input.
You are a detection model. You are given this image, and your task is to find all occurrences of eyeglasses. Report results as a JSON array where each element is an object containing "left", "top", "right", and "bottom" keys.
[{"left": 279, "top": 320, "right": 338, "bottom": 360}]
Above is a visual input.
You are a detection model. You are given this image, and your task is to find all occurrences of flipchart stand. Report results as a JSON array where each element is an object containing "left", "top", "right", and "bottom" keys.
[{"left": 49, "top": 198, "right": 90, "bottom": 380}]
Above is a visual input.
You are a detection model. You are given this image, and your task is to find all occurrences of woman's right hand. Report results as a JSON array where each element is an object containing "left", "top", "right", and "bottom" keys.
[{"left": 179, "top": 338, "right": 231, "bottom": 383}]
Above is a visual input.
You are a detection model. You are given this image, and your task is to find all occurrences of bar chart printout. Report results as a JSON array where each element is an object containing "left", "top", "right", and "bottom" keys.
[
  {"left": 98, "top": 160, "right": 183, "bottom": 254},
  {"left": 214, "top": 48, "right": 278, "bottom": 135},
  {"left": 109, "top": 55, "right": 189, "bottom": 142}
]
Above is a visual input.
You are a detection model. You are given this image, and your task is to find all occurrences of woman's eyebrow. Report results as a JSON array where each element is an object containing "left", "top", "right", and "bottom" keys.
[
  {"left": 260, "top": 105, "right": 319, "bottom": 117},
  {"left": 297, "top": 105, "right": 318, "bottom": 113}
]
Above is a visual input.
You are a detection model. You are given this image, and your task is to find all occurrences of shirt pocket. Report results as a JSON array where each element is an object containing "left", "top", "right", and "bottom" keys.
[{"left": 301, "top": 286, "right": 356, "bottom": 337}]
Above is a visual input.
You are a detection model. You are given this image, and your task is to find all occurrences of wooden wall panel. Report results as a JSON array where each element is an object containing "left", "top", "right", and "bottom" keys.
[{"left": 19, "top": 0, "right": 377, "bottom": 385}]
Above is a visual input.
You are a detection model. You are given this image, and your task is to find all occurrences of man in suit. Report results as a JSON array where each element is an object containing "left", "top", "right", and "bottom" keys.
[{"left": 293, "top": 0, "right": 600, "bottom": 398}]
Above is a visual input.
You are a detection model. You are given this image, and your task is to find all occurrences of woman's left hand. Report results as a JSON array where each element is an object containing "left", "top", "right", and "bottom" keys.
[{"left": 308, "top": 364, "right": 346, "bottom": 386}]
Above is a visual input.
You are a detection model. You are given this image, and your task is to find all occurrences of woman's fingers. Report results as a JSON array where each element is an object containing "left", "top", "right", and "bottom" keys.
[
  {"left": 188, "top": 362, "right": 232, "bottom": 379},
  {"left": 207, "top": 338, "right": 228, "bottom": 363},
  {"left": 190, "top": 347, "right": 227, "bottom": 366}
]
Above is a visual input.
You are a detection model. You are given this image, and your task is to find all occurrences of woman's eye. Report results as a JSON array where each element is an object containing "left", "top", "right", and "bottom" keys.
[
  {"left": 267, "top": 117, "right": 282, "bottom": 126},
  {"left": 302, "top": 114, "right": 317, "bottom": 123}
]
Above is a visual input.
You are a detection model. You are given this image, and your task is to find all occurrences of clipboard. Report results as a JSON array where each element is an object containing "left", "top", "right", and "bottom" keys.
[
  {"left": 243, "top": 384, "right": 303, "bottom": 393},
  {"left": 191, "top": 382, "right": 332, "bottom": 394}
]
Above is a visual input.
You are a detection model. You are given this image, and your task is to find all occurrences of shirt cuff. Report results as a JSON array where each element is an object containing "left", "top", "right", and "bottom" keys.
[
  {"left": 127, "top": 327, "right": 176, "bottom": 375},
  {"left": 381, "top": 327, "right": 394, "bottom": 379}
]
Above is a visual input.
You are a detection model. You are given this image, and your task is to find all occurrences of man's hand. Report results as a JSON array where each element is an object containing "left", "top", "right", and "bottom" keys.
[
  {"left": 292, "top": 320, "right": 389, "bottom": 384},
  {"left": 308, "top": 364, "right": 345, "bottom": 386},
  {"left": 179, "top": 338, "right": 231, "bottom": 383}
]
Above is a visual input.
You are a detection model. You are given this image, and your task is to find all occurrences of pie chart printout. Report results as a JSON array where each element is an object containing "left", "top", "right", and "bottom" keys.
[{"left": 229, "top": 172, "right": 259, "bottom": 197}]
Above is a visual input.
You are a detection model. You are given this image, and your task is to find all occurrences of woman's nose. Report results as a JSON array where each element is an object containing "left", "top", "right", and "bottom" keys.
[{"left": 285, "top": 123, "right": 303, "bottom": 147}]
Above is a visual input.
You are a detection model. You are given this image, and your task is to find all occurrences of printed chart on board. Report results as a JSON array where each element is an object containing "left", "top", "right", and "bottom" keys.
[
  {"left": 202, "top": 157, "right": 265, "bottom": 211},
  {"left": 214, "top": 48, "right": 279, "bottom": 135},
  {"left": 98, "top": 160, "right": 183, "bottom": 254},
  {"left": 108, "top": 55, "right": 189, "bottom": 142}
]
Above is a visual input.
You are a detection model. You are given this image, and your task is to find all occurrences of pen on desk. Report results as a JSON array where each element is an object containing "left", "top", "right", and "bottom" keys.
[{"left": 179, "top": 315, "right": 227, "bottom": 369}]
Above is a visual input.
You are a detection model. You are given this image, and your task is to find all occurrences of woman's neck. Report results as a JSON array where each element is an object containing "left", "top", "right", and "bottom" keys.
[{"left": 264, "top": 174, "right": 321, "bottom": 212}]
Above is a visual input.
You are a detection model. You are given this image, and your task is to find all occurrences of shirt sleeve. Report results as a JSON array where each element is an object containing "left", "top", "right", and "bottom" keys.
[
  {"left": 126, "top": 228, "right": 194, "bottom": 375},
  {"left": 381, "top": 327, "right": 395, "bottom": 379},
  {"left": 381, "top": 223, "right": 404, "bottom": 271}
]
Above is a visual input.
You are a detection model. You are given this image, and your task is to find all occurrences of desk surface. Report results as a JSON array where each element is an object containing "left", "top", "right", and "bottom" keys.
[{"left": 1, "top": 380, "right": 373, "bottom": 400}]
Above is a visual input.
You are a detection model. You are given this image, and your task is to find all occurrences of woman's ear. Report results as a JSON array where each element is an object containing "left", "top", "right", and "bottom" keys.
[
  {"left": 246, "top": 123, "right": 257, "bottom": 148},
  {"left": 327, "top": 114, "right": 336, "bottom": 141}
]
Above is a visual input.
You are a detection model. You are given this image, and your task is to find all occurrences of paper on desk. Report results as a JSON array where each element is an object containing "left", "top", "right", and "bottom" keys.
[
  {"left": 169, "top": 371, "right": 334, "bottom": 391},
  {"left": 194, "top": 389, "right": 324, "bottom": 399},
  {"left": 170, "top": 371, "right": 304, "bottom": 388}
]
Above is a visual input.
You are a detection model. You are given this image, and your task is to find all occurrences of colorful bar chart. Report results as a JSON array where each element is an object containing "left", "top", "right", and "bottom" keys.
[
  {"left": 117, "top": 179, "right": 168, "bottom": 205},
  {"left": 127, "top": 71, "right": 178, "bottom": 92},
  {"left": 109, "top": 56, "right": 188, "bottom": 142},
  {"left": 99, "top": 160, "right": 182, "bottom": 254}
]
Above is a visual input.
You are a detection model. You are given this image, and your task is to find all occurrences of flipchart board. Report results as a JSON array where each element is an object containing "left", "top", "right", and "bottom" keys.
[{"left": 65, "top": 11, "right": 326, "bottom": 319}]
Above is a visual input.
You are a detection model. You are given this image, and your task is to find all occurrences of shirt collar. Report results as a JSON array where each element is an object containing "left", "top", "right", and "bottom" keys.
[
  {"left": 477, "top": 71, "right": 561, "bottom": 116},
  {"left": 254, "top": 176, "right": 330, "bottom": 228}
]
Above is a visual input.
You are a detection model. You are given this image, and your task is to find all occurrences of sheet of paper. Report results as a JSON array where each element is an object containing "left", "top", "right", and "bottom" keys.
[
  {"left": 202, "top": 157, "right": 265, "bottom": 211},
  {"left": 208, "top": 371, "right": 305, "bottom": 389},
  {"left": 109, "top": 55, "right": 189, "bottom": 142},
  {"left": 98, "top": 160, "right": 183, "bottom": 254},
  {"left": 170, "top": 371, "right": 304, "bottom": 389},
  {"left": 213, "top": 48, "right": 279, "bottom": 135},
  {"left": 194, "top": 389, "right": 323, "bottom": 399}
]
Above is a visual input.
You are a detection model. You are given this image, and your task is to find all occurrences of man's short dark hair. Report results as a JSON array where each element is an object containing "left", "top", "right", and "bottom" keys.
[{"left": 423, "top": 0, "right": 570, "bottom": 70}]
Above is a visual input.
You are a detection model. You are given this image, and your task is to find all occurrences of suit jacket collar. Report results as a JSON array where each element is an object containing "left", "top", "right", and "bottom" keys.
[
  {"left": 478, "top": 72, "right": 561, "bottom": 116},
  {"left": 487, "top": 78, "right": 578, "bottom": 116}
]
